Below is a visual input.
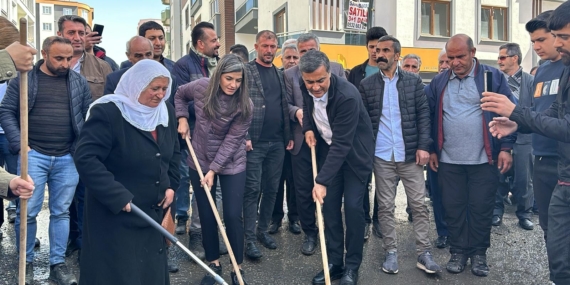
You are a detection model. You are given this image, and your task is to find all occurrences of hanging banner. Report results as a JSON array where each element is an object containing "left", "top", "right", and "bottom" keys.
[{"left": 346, "top": 1, "right": 368, "bottom": 31}]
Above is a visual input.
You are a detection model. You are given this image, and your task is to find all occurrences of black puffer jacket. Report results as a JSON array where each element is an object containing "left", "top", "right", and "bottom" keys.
[
  {"left": 358, "top": 67, "right": 432, "bottom": 162},
  {"left": 0, "top": 60, "right": 92, "bottom": 154}
]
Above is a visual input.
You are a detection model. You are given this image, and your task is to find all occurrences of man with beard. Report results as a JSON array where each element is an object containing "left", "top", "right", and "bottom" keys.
[
  {"left": 359, "top": 35, "right": 440, "bottom": 275},
  {"left": 481, "top": 3, "right": 570, "bottom": 283},
  {"left": 242, "top": 30, "right": 293, "bottom": 259},
  {"left": 0, "top": 36, "right": 92, "bottom": 285}
]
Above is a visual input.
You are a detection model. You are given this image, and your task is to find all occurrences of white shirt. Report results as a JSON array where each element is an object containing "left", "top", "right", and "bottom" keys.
[
  {"left": 72, "top": 53, "right": 85, "bottom": 73},
  {"left": 310, "top": 92, "right": 332, "bottom": 145}
]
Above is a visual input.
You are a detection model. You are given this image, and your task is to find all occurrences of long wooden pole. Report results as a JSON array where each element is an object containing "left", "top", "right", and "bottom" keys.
[
  {"left": 311, "top": 145, "right": 330, "bottom": 285},
  {"left": 18, "top": 17, "right": 29, "bottom": 285},
  {"left": 185, "top": 137, "right": 244, "bottom": 285}
]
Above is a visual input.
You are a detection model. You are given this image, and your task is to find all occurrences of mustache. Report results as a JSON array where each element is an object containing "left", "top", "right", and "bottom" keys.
[
  {"left": 376, "top": 57, "right": 388, "bottom": 63},
  {"left": 557, "top": 47, "right": 570, "bottom": 54}
]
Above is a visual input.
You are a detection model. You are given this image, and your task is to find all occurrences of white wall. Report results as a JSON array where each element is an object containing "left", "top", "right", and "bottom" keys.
[{"left": 235, "top": 33, "right": 255, "bottom": 50}]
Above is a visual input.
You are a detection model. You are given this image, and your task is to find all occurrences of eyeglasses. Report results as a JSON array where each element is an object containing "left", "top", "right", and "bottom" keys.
[{"left": 497, "top": 55, "right": 516, "bottom": 61}]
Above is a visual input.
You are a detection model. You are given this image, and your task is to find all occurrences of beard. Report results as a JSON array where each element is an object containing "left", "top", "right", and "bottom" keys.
[
  {"left": 46, "top": 61, "right": 69, "bottom": 77},
  {"left": 558, "top": 48, "right": 570, "bottom": 66}
]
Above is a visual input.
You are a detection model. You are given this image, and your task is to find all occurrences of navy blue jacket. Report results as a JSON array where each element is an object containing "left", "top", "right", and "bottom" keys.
[{"left": 425, "top": 59, "right": 516, "bottom": 163}]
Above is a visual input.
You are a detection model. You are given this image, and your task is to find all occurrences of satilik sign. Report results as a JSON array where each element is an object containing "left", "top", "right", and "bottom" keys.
[{"left": 346, "top": 1, "right": 368, "bottom": 31}]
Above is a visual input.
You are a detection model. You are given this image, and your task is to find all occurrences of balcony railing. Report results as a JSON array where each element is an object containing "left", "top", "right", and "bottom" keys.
[
  {"left": 161, "top": 8, "right": 171, "bottom": 26},
  {"left": 235, "top": 0, "right": 257, "bottom": 23},
  {"left": 161, "top": 0, "right": 170, "bottom": 5},
  {"left": 191, "top": 0, "right": 202, "bottom": 16},
  {"left": 276, "top": 31, "right": 305, "bottom": 47}
]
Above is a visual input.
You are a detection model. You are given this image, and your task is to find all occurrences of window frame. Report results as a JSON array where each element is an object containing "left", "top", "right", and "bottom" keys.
[
  {"left": 42, "top": 6, "right": 51, "bottom": 15},
  {"left": 43, "top": 22, "right": 52, "bottom": 31},
  {"left": 480, "top": 5, "right": 508, "bottom": 42},
  {"left": 62, "top": 8, "right": 72, "bottom": 16},
  {"left": 273, "top": 8, "right": 286, "bottom": 35},
  {"left": 420, "top": 0, "right": 451, "bottom": 37}
]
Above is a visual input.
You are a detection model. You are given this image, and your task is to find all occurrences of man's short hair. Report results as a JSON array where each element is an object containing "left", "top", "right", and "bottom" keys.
[
  {"left": 378, "top": 35, "right": 401, "bottom": 54},
  {"left": 297, "top": 33, "right": 320, "bottom": 50},
  {"left": 548, "top": 1, "right": 570, "bottom": 31},
  {"left": 526, "top": 10, "right": 553, "bottom": 33},
  {"left": 500, "top": 43, "right": 522, "bottom": 65},
  {"left": 402, "top": 53, "right": 422, "bottom": 67},
  {"left": 256, "top": 30, "right": 277, "bottom": 42},
  {"left": 282, "top": 44, "right": 298, "bottom": 54},
  {"left": 229, "top": 44, "right": 249, "bottom": 62},
  {"left": 282, "top": 38, "right": 297, "bottom": 48},
  {"left": 42, "top": 36, "right": 72, "bottom": 52},
  {"left": 365, "top": 27, "right": 388, "bottom": 44},
  {"left": 139, "top": 21, "right": 165, "bottom": 37},
  {"left": 191, "top": 22, "right": 215, "bottom": 47},
  {"left": 57, "top": 15, "right": 87, "bottom": 32},
  {"left": 299, "top": 50, "right": 330, "bottom": 74}
]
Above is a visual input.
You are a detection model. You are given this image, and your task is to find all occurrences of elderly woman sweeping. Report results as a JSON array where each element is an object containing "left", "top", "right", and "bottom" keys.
[{"left": 74, "top": 59, "right": 180, "bottom": 285}]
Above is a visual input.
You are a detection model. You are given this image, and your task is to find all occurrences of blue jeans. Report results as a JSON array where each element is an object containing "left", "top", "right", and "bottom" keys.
[{"left": 15, "top": 150, "right": 79, "bottom": 265}]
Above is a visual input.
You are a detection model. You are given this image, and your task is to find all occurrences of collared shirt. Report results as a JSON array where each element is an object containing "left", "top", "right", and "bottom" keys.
[
  {"left": 440, "top": 59, "right": 488, "bottom": 165},
  {"left": 505, "top": 67, "right": 523, "bottom": 100},
  {"left": 72, "top": 53, "right": 85, "bottom": 74},
  {"left": 310, "top": 92, "right": 332, "bottom": 145},
  {"left": 375, "top": 70, "right": 405, "bottom": 162}
]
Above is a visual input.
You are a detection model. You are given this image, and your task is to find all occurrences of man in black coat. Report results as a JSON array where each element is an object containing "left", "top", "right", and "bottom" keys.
[{"left": 300, "top": 50, "right": 374, "bottom": 285}]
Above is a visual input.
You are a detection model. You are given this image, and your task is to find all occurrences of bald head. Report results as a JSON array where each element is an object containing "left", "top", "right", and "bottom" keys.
[
  {"left": 445, "top": 34, "right": 476, "bottom": 78},
  {"left": 126, "top": 36, "right": 154, "bottom": 65}
]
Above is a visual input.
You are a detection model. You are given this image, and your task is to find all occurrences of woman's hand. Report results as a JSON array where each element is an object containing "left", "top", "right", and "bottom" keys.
[
  {"left": 177, "top": 117, "right": 190, "bottom": 139},
  {"left": 122, "top": 201, "right": 132, "bottom": 212},
  {"left": 159, "top": 189, "right": 175, "bottom": 209},
  {"left": 201, "top": 170, "right": 215, "bottom": 189}
]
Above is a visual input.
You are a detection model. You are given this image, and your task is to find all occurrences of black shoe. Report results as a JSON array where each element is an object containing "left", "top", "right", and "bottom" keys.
[
  {"left": 312, "top": 264, "right": 344, "bottom": 285},
  {"left": 245, "top": 241, "right": 262, "bottom": 259},
  {"left": 470, "top": 255, "right": 489, "bottom": 277},
  {"left": 268, "top": 222, "right": 281, "bottom": 234},
  {"left": 25, "top": 262, "right": 33, "bottom": 285},
  {"left": 519, "top": 218, "right": 534, "bottom": 230},
  {"left": 200, "top": 263, "right": 222, "bottom": 285},
  {"left": 34, "top": 238, "right": 40, "bottom": 249},
  {"left": 533, "top": 208, "right": 539, "bottom": 215},
  {"left": 256, "top": 232, "right": 277, "bottom": 249},
  {"left": 48, "top": 263, "right": 77, "bottom": 285},
  {"left": 301, "top": 235, "right": 318, "bottom": 255},
  {"left": 188, "top": 231, "right": 206, "bottom": 260},
  {"left": 231, "top": 269, "right": 249, "bottom": 285},
  {"left": 65, "top": 240, "right": 79, "bottom": 257},
  {"left": 7, "top": 209, "right": 16, "bottom": 223},
  {"left": 363, "top": 223, "right": 370, "bottom": 241},
  {"left": 408, "top": 214, "right": 413, "bottom": 222},
  {"left": 289, "top": 221, "right": 301, "bottom": 235},
  {"left": 436, "top": 236, "right": 449, "bottom": 248},
  {"left": 503, "top": 196, "right": 512, "bottom": 206},
  {"left": 340, "top": 269, "right": 358, "bottom": 285},
  {"left": 175, "top": 219, "right": 187, "bottom": 235},
  {"left": 446, "top": 253, "right": 468, "bottom": 274},
  {"left": 167, "top": 247, "right": 178, "bottom": 273},
  {"left": 491, "top": 215, "right": 502, "bottom": 226},
  {"left": 219, "top": 238, "right": 228, "bottom": 255},
  {"left": 372, "top": 220, "right": 382, "bottom": 238}
]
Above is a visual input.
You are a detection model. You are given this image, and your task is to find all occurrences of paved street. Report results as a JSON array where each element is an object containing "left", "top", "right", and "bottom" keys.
[{"left": 0, "top": 181, "right": 550, "bottom": 285}]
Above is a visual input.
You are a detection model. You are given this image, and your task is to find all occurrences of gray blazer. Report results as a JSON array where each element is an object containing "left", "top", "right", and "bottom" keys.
[
  {"left": 284, "top": 62, "right": 346, "bottom": 155},
  {"left": 516, "top": 71, "right": 534, "bottom": 145}
]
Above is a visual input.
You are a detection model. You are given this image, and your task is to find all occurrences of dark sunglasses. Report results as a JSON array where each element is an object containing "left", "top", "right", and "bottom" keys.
[{"left": 497, "top": 55, "right": 515, "bottom": 61}]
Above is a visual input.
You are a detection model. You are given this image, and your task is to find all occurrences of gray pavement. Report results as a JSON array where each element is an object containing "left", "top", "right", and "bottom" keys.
[{"left": 0, "top": 181, "right": 550, "bottom": 285}]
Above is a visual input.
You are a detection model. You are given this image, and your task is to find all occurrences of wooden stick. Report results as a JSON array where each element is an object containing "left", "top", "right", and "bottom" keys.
[
  {"left": 311, "top": 145, "right": 330, "bottom": 285},
  {"left": 185, "top": 137, "right": 244, "bottom": 285},
  {"left": 18, "top": 17, "right": 29, "bottom": 285}
]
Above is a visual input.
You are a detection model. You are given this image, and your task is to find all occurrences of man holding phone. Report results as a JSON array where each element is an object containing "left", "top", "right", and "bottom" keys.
[
  {"left": 425, "top": 34, "right": 516, "bottom": 277},
  {"left": 84, "top": 24, "right": 119, "bottom": 72}
]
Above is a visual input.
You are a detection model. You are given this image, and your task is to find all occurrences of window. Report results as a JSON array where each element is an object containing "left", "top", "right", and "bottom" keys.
[
  {"left": 481, "top": 6, "right": 507, "bottom": 41},
  {"left": 210, "top": 0, "right": 219, "bottom": 19},
  {"left": 420, "top": 0, "right": 450, "bottom": 37},
  {"left": 184, "top": 7, "right": 189, "bottom": 28},
  {"left": 63, "top": 8, "right": 72, "bottom": 15},
  {"left": 82, "top": 9, "right": 88, "bottom": 20},
  {"left": 274, "top": 8, "right": 286, "bottom": 34},
  {"left": 43, "top": 23, "right": 52, "bottom": 31},
  {"left": 42, "top": 6, "right": 51, "bottom": 14}
]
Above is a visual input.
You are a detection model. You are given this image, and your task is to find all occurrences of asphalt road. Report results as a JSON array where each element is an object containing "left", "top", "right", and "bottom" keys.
[{"left": 0, "top": 181, "right": 550, "bottom": 285}]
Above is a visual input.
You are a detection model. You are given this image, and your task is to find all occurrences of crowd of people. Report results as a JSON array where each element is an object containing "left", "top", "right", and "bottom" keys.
[{"left": 0, "top": 2, "right": 570, "bottom": 285}]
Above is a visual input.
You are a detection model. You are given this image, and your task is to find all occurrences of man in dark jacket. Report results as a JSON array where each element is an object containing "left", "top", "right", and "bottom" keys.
[
  {"left": 481, "top": 4, "right": 570, "bottom": 283},
  {"left": 301, "top": 50, "right": 374, "bottom": 285},
  {"left": 426, "top": 34, "right": 515, "bottom": 277},
  {"left": 347, "top": 26, "right": 387, "bottom": 240},
  {"left": 360, "top": 36, "right": 440, "bottom": 275},
  {"left": 120, "top": 21, "right": 176, "bottom": 72},
  {"left": 0, "top": 36, "right": 91, "bottom": 285}
]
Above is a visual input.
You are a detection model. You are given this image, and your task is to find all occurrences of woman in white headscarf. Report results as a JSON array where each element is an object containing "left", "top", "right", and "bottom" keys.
[{"left": 74, "top": 59, "right": 180, "bottom": 285}]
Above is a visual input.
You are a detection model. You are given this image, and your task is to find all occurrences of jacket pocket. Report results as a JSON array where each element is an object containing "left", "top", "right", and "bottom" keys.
[{"left": 85, "top": 75, "right": 105, "bottom": 99}]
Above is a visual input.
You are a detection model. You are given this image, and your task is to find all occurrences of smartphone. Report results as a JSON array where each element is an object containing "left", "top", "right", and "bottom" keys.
[
  {"left": 93, "top": 24, "right": 104, "bottom": 37},
  {"left": 484, "top": 71, "right": 493, "bottom": 92}
]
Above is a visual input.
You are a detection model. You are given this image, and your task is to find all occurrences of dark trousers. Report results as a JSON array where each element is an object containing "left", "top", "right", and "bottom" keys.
[
  {"left": 68, "top": 180, "right": 85, "bottom": 248},
  {"left": 190, "top": 169, "right": 245, "bottom": 264},
  {"left": 428, "top": 168, "right": 448, "bottom": 237},
  {"left": 547, "top": 184, "right": 570, "bottom": 284},
  {"left": 534, "top": 156, "right": 558, "bottom": 242},
  {"left": 363, "top": 174, "right": 378, "bottom": 224},
  {"left": 271, "top": 151, "right": 298, "bottom": 224},
  {"left": 439, "top": 162, "right": 499, "bottom": 256},
  {"left": 243, "top": 141, "right": 285, "bottom": 242},
  {"left": 493, "top": 144, "right": 534, "bottom": 220},
  {"left": 291, "top": 142, "right": 318, "bottom": 238},
  {"left": 318, "top": 143, "right": 368, "bottom": 270},
  {"left": 0, "top": 133, "right": 17, "bottom": 228}
]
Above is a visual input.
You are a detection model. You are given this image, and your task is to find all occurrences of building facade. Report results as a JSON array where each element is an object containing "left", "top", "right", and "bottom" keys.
[
  {"left": 1, "top": 0, "right": 37, "bottom": 49},
  {"left": 35, "top": 0, "right": 93, "bottom": 60}
]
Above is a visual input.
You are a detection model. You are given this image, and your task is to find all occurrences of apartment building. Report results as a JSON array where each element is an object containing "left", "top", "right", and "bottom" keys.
[
  {"left": 35, "top": 0, "right": 93, "bottom": 60},
  {"left": 1, "top": 0, "right": 36, "bottom": 49}
]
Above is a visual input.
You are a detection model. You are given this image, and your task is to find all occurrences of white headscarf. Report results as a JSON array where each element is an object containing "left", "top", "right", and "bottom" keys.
[{"left": 87, "top": 59, "right": 172, "bottom": 131}]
